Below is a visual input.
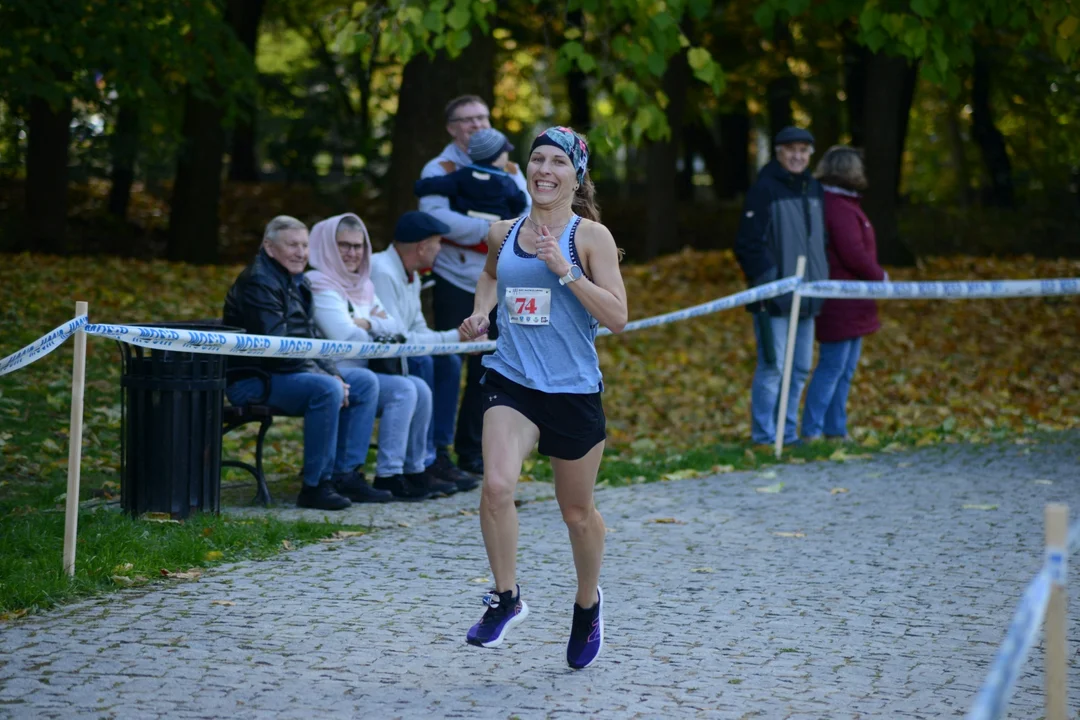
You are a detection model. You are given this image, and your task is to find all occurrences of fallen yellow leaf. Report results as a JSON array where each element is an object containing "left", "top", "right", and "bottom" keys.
[
  {"left": 210, "top": 600, "right": 235, "bottom": 607},
  {"left": 649, "top": 517, "right": 685, "bottom": 524},
  {"left": 690, "top": 567, "right": 714, "bottom": 573},
  {"left": 111, "top": 575, "right": 135, "bottom": 586},
  {"left": 755, "top": 482, "right": 785, "bottom": 494},
  {"left": 161, "top": 568, "right": 202, "bottom": 580},
  {"left": 772, "top": 531, "right": 806, "bottom": 538},
  {"left": 660, "top": 468, "right": 700, "bottom": 481},
  {"left": 204, "top": 551, "right": 224, "bottom": 561},
  {"left": 830, "top": 487, "right": 849, "bottom": 495},
  {"left": 281, "top": 540, "right": 295, "bottom": 551},
  {"left": 962, "top": 504, "right": 998, "bottom": 511}
]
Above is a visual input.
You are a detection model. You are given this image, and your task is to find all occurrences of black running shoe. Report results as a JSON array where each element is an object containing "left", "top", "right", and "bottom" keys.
[
  {"left": 566, "top": 586, "right": 604, "bottom": 669},
  {"left": 466, "top": 585, "right": 529, "bottom": 648}
]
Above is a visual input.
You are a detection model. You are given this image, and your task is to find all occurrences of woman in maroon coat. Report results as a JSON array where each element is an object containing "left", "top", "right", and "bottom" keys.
[{"left": 801, "top": 147, "right": 887, "bottom": 441}]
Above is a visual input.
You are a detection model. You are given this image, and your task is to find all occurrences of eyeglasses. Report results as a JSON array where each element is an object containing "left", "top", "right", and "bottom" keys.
[
  {"left": 336, "top": 242, "right": 366, "bottom": 254},
  {"left": 449, "top": 113, "right": 489, "bottom": 125}
]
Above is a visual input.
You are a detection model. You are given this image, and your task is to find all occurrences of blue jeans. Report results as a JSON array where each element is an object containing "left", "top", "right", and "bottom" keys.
[
  {"left": 751, "top": 315, "right": 814, "bottom": 444},
  {"left": 801, "top": 338, "right": 862, "bottom": 439},
  {"left": 408, "top": 355, "right": 460, "bottom": 465},
  {"left": 225, "top": 367, "right": 379, "bottom": 487},
  {"left": 375, "top": 373, "right": 432, "bottom": 477}
]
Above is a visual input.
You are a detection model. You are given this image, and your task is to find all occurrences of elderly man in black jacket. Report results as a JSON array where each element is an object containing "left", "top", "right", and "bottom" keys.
[
  {"left": 223, "top": 215, "right": 391, "bottom": 510},
  {"left": 734, "top": 126, "right": 829, "bottom": 447}
]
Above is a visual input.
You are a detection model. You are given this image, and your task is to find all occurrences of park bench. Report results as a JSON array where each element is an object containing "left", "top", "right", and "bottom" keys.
[{"left": 221, "top": 366, "right": 278, "bottom": 506}]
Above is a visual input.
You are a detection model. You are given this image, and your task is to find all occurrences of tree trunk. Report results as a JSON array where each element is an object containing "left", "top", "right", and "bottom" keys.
[
  {"left": 971, "top": 50, "right": 1013, "bottom": 207},
  {"left": 843, "top": 34, "right": 869, "bottom": 147},
  {"left": 108, "top": 105, "right": 139, "bottom": 219},
  {"left": 766, "top": 19, "right": 795, "bottom": 142},
  {"left": 643, "top": 50, "right": 691, "bottom": 259},
  {"left": 387, "top": 34, "right": 496, "bottom": 223},
  {"left": 566, "top": 11, "right": 590, "bottom": 131},
  {"left": 945, "top": 98, "right": 973, "bottom": 207},
  {"left": 167, "top": 88, "right": 227, "bottom": 264},
  {"left": 861, "top": 51, "right": 917, "bottom": 266},
  {"left": 676, "top": 132, "right": 695, "bottom": 201},
  {"left": 227, "top": 0, "right": 266, "bottom": 182},
  {"left": 25, "top": 93, "right": 72, "bottom": 253},
  {"left": 717, "top": 110, "right": 750, "bottom": 198}
]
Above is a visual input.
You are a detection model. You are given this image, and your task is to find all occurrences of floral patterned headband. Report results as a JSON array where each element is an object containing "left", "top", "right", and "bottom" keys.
[{"left": 529, "top": 126, "right": 590, "bottom": 184}]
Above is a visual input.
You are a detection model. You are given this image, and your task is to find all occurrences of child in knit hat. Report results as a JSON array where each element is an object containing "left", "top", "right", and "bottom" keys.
[{"left": 414, "top": 127, "right": 528, "bottom": 222}]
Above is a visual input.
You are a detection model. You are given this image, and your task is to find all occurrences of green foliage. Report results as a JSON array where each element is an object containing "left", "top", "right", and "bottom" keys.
[
  {"left": 754, "top": 0, "right": 1080, "bottom": 89},
  {"left": 0, "top": 0, "right": 254, "bottom": 110}
]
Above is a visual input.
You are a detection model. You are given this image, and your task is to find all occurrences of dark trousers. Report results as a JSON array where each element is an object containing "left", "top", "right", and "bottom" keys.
[{"left": 433, "top": 274, "right": 498, "bottom": 465}]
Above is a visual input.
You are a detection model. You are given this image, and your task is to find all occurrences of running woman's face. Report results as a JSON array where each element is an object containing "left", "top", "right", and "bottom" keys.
[{"left": 527, "top": 145, "right": 576, "bottom": 207}]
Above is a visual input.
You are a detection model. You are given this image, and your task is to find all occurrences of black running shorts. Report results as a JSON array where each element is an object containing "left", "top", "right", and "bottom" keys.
[{"left": 481, "top": 370, "right": 606, "bottom": 461}]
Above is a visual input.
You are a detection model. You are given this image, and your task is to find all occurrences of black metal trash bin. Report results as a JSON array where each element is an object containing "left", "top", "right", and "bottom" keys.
[{"left": 118, "top": 321, "right": 241, "bottom": 519}]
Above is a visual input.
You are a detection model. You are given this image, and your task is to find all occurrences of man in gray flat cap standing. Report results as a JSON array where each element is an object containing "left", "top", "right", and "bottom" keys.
[{"left": 734, "top": 126, "right": 829, "bottom": 448}]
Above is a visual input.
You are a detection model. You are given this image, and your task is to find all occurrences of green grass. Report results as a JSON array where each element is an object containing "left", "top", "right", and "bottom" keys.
[{"left": 0, "top": 506, "right": 368, "bottom": 617}]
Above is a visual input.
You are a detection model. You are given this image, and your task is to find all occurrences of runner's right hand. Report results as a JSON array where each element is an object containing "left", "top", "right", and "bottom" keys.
[{"left": 459, "top": 313, "right": 490, "bottom": 340}]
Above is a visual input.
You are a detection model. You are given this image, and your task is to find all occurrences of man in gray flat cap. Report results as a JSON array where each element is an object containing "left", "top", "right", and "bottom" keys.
[{"left": 734, "top": 126, "right": 828, "bottom": 448}]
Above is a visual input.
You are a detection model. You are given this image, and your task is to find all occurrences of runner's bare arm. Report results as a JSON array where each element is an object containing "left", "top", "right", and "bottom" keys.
[
  {"left": 566, "top": 221, "right": 628, "bottom": 333},
  {"left": 461, "top": 220, "right": 512, "bottom": 338}
]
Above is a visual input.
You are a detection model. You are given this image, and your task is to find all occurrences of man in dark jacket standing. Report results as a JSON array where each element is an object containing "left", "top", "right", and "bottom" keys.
[
  {"left": 734, "top": 127, "right": 829, "bottom": 446},
  {"left": 223, "top": 215, "right": 390, "bottom": 510}
]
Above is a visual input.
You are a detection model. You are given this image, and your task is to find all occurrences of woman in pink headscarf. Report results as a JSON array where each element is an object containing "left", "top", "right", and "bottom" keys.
[{"left": 308, "top": 214, "right": 455, "bottom": 502}]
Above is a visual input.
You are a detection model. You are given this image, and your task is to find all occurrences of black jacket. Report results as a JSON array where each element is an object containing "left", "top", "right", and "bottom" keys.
[
  {"left": 414, "top": 164, "right": 528, "bottom": 220},
  {"left": 734, "top": 160, "right": 828, "bottom": 316},
  {"left": 222, "top": 249, "right": 339, "bottom": 380}
]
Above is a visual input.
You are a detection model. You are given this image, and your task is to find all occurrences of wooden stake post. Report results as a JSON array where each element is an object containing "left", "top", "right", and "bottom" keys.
[
  {"left": 774, "top": 256, "right": 807, "bottom": 459},
  {"left": 62, "top": 301, "right": 88, "bottom": 577},
  {"left": 1044, "top": 503, "right": 1068, "bottom": 720}
]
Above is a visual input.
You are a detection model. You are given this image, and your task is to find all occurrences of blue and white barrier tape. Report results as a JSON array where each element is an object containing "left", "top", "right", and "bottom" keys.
[
  {"left": 967, "top": 568, "right": 1054, "bottom": 720},
  {"left": 0, "top": 315, "right": 88, "bottom": 378},
  {"left": 4, "top": 274, "right": 1080, "bottom": 373},
  {"left": 85, "top": 322, "right": 498, "bottom": 361},
  {"left": 801, "top": 278, "right": 1080, "bottom": 300},
  {"left": 610, "top": 276, "right": 802, "bottom": 334},
  {"left": 80, "top": 277, "right": 802, "bottom": 361}
]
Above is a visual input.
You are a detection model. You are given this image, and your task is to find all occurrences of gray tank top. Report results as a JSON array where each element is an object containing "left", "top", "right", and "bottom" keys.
[{"left": 482, "top": 216, "right": 602, "bottom": 394}]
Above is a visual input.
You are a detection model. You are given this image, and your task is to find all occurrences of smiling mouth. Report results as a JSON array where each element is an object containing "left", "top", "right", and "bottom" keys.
[{"left": 535, "top": 181, "right": 557, "bottom": 191}]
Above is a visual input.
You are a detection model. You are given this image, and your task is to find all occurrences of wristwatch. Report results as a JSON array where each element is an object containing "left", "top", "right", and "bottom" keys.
[{"left": 559, "top": 265, "right": 584, "bottom": 286}]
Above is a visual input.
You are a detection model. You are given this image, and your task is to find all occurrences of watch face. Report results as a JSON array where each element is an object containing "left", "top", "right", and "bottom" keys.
[{"left": 570, "top": 266, "right": 583, "bottom": 279}]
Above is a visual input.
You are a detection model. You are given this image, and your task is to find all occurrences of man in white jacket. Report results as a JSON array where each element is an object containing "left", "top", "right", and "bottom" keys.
[
  {"left": 370, "top": 211, "right": 481, "bottom": 491},
  {"left": 418, "top": 94, "right": 530, "bottom": 476}
]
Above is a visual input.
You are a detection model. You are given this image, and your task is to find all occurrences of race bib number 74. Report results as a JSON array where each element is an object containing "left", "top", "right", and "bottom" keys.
[{"left": 505, "top": 287, "right": 551, "bottom": 325}]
